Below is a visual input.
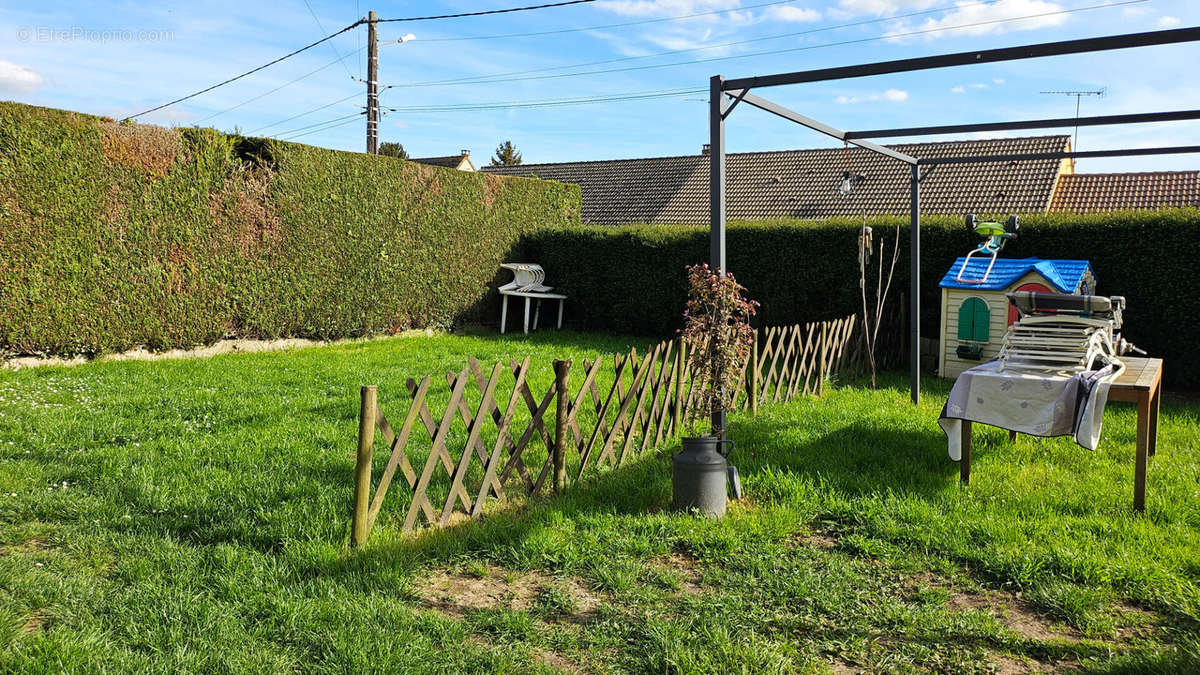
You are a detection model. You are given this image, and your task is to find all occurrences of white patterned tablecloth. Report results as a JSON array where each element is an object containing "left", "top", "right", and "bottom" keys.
[{"left": 938, "top": 359, "right": 1121, "bottom": 461}]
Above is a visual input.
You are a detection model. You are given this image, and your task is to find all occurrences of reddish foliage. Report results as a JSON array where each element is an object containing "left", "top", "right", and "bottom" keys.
[{"left": 680, "top": 263, "right": 758, "bottom": 435}]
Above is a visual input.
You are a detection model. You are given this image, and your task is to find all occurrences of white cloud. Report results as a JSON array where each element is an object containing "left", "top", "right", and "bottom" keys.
[
  {"left": 835, "top": 88, "right": 909, "bottom": 104},
  {"left": 951, "top": 85, "right": 966, "bottom": 94},
  {"left": 1158, "top": 16, "right": 1181, "bottom": 28},
  {"left": 883, "top": 0, "right": 1068, "bottom": 41},
  {"left": 595, "top": 0, "right": 744, "bottom": 18},
  {"left": 0, "top": 61, "right": 44, "bottom": 93},
  {"left": 764, "top": 6, "right": 821, "bottom": 22},
  {"left": 836, "top": 0, "right": 939, "bottom": 16},
  {"left": 993, "top": 78, "right": 1006, "bottom": 85}
]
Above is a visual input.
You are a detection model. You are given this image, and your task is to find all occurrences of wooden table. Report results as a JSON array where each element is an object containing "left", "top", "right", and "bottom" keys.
[{"left": 958, "top": 357, "right": 1163, "bottom": 512}]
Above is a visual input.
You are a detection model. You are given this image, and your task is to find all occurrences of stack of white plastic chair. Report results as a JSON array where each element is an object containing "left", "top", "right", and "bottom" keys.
[
  {"left": 998, "top": 292, "right": 1127, "bottom": 373},
  {"left": 499, "top": 263, "right": 554, "bottom": 293},
  {"left": 497, "top": 263, "right": 567, "bottom": 335}
]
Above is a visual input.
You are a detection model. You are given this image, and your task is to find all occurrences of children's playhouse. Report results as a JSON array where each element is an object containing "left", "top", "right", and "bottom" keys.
[{"left": 938, "top": 257, "right": 1097, "bottom": 378}]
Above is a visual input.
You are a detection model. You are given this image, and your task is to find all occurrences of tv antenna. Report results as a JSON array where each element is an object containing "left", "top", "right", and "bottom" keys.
[{"left": 1040, "top": 87, "right": 1107, "bottom": 152}]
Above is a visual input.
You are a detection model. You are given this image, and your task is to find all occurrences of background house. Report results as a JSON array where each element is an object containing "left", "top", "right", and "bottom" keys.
[
  {"left": 412, "top": 150, "right": 475, "bottom": 172},
  {"left": 482, "top": 135, "right": 1200, "bottom": 224}
]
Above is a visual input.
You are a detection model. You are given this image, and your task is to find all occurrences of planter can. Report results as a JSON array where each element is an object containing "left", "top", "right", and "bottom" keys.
[{"left": 672, "top": 435, "right": 732, "bottom": 517}]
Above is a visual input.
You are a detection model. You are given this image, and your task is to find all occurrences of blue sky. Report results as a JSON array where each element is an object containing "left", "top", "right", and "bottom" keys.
[{"left": 2, "top": 0, "right": 1198, "bottom": 171}]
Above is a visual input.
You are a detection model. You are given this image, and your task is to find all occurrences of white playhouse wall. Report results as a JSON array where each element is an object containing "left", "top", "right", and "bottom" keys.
[{"left": 939, "top": 270, "right": 1062, "bottom": 379}]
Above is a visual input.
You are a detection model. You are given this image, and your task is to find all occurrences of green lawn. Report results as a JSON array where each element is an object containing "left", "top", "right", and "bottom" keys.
[{"left": 1, "top": 331, "right": 1198, "bottom": 673}]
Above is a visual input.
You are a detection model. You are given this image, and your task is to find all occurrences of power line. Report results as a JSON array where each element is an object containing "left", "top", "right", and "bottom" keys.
[
  {"left": 391, "top": 0, "right": 1147, "bottom": 89},
  {"left": 301, "top": 0, "right": 355, "bottom": 79},
  {"left": 273, "top": 111, "right": 364, "bottom": 139},
  {"left": 192, "top": 46, "right": 364, "bottom": 126},
  {"left": 282, "top": 115, "right": 367, "bottom": 141},
  {"left": 123, "top": 19, "right": 362, "bottom": 121},
  {"left": 382, "top": 87, "right": 706, "bottom": 113},
  {"left": 406, "top": 0, "right": 1010, "bottom": 88},
  {"left": 122, "top": 0, "right": 596, "bottom": 122},
  {"left": 247, "top": 91, "right": 361, "bottom": 135},
  {"left": 375, "top": 0, "right": 595, "bottom": 23},
  {"left": 418, "top": 0, "right": 801, "bottom": 42}
]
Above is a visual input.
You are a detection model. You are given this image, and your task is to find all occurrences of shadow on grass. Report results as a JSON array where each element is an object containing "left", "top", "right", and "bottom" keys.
[
  {"left": 454, "top": 326, "right": 652, "bottom": 355},
  {"left": 731, "top": 416, "right": 959, "bottom": 499}
]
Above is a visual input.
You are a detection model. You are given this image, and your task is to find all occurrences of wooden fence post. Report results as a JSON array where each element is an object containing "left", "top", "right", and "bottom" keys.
[
  {"left": 352, "top": 385, "right": 377, "bottom": 548},
  {"left": 672, "top": 338, "right": 686, "bottom": 435},
  {"left": 749, "top": 328, "right": 760, "bottom": 415},
  {"left": 818, "top": 322, "right": 829, "bottom": 396},
  {"left": 553, "top": 360, "right": 571, "bottom": 494}
]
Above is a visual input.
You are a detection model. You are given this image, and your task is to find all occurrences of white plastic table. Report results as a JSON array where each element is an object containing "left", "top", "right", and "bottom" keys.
[{"left": 499, "top": 291, "right": 566, "bottom": 334}]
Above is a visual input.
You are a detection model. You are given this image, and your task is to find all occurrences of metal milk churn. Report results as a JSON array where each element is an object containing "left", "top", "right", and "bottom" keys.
[{"left": 672, "top": 435, "right": 732, "bottom": 517}]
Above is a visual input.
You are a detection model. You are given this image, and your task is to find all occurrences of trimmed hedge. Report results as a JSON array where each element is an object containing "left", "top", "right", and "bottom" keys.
[
  {"left": 524, "top": 212, "right": 1200, "bottom": 388},
  {"left": 0, "top": 102, "right": 579, "bottom": 356}
]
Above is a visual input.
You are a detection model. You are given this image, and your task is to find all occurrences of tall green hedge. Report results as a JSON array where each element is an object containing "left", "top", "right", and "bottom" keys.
[
  {"left": 524, "top": 212, "right": 1200, "bottom": 388},
  {"left": 0, "top": 102, "right": 579, "bottom": 356}
]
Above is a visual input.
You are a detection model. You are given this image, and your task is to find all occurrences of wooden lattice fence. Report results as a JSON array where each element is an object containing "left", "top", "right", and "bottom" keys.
[{"left": 351, "top": 315, "right": 859, "bottom": 545}]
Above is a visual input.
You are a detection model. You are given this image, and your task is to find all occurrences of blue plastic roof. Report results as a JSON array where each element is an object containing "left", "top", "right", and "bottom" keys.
[{"left": 938, "top": 257, "right": 1092, "bottom": 292}]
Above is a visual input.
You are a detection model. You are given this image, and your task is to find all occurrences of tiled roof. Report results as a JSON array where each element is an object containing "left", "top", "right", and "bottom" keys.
[
  {"left": 481, "top": 135, "right": 1070, "bottom": 225},
  {"left": 939, "top": 257, "right": 1092, "bottom": 292},
  {"left": 1048, "top": 171, "right": 1200, "bottom": 212},
  {"left": 412, "top": 154, "right": 474, "bottom": 171}
]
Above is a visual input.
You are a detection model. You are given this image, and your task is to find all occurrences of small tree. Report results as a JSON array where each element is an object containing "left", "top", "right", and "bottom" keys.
[
  {"left": 680, "top": 264, "right": 758, "bottom": 436},
  {"left": 857, "top": 217, "right": 901, "bottom": 388},
  {"left": 490, "top": 140, "right": 522, "bottom": 166},
  {"left": 378, "top": 142, "right": 408, "bottom": 159}
]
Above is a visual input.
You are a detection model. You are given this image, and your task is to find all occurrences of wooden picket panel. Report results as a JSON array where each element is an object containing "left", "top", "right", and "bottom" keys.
[{"left": 351, "top": 315, "right": 860, "bottom": 545}]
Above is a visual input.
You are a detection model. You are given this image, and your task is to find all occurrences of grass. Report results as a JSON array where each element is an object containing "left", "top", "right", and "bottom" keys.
[{"left": 1, "top": 330, "right": 1198, "bottom": 673}]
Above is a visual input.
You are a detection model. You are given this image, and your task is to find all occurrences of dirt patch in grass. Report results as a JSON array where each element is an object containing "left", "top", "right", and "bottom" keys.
[
  {"left": 20, "top": 610, "right": 52, "bottom": 636},
  {"left": 986, "top": 653, "right": 1049, "bottom": 674},
  {"left": 786, "top": 526, "right": 839, "bottom": 551},
  {"left": 534, "top": 648, "right": 582, "bottom": 674},
  {"left": 947, "top": 589, "right": 1077, "bottom": 643},
  {"left": 647, "top": 552, "right": 704, "bottom": 595},
  {"left": 416, "top": 565, "right": 603, "bottom": 623},
  {"left": 1113, "top": 601, "right": 1163, "bottom": 642}
]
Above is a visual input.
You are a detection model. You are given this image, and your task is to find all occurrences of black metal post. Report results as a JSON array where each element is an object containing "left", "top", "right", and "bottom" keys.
[
  {"left": 709, "top": 74, "right": 727, "bottom": 437},
  {"left": 909, "top": 164, "right": 920, "bottom": 405},
  {"left": 709, "top": 75, "right": 727, "bottom": 273}
]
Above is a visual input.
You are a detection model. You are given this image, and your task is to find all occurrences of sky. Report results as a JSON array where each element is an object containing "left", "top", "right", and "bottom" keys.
[{"left": 2, "top": 0, "right": 1199, "bottom": 171}]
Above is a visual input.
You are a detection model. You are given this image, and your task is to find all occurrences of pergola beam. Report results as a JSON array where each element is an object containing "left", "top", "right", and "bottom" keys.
[
  {"left": 847, "top": 110, "right": 1200, "bottom": 140},
  {"left": 727, "top": 90, "right": 917, "bottom": 165},
  {"left": 918, "top": 145, "right": 1200, "bottom": 165},
  {"left": 723, "top": 27, "right": 1200, "bottom": 91}
]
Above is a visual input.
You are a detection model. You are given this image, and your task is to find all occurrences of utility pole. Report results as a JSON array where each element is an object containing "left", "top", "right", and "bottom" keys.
[
  {"left": 1040, "top": 88, "right": 1106, "bottom": 153},
  {"left": 366, "top": 10, "right": 378, "bottom": 154}
]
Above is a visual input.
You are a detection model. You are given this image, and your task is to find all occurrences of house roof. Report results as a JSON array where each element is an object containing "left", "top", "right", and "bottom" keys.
[
  {"left": 939, "top": 257, "right": 1092, "bottom": 292},
  {"left": 1048, "top": 171, "right": 1200, "bottom": 212},
  {"left": 412, "top": 154, "right": 474, "bottom": 171},
  {"left": 480, "top": 135, "right": 1070, "bottom": 225}
]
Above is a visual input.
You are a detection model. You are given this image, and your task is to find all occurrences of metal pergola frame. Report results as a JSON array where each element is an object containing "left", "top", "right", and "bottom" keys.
[{"left": 708, "top": 26, "right": 1200, "bottom": 428}]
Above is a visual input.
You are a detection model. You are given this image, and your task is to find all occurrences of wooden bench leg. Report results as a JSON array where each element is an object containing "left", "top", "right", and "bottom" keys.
[
  {"left": 1135, "top": 392, "right": 1149, "bottom": 512},
  {"left": 960, "top": 421, "right": 972, "bottom": 485},
  {"left": 500, "top": 295, "right": 508, "bottom": 335}
]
